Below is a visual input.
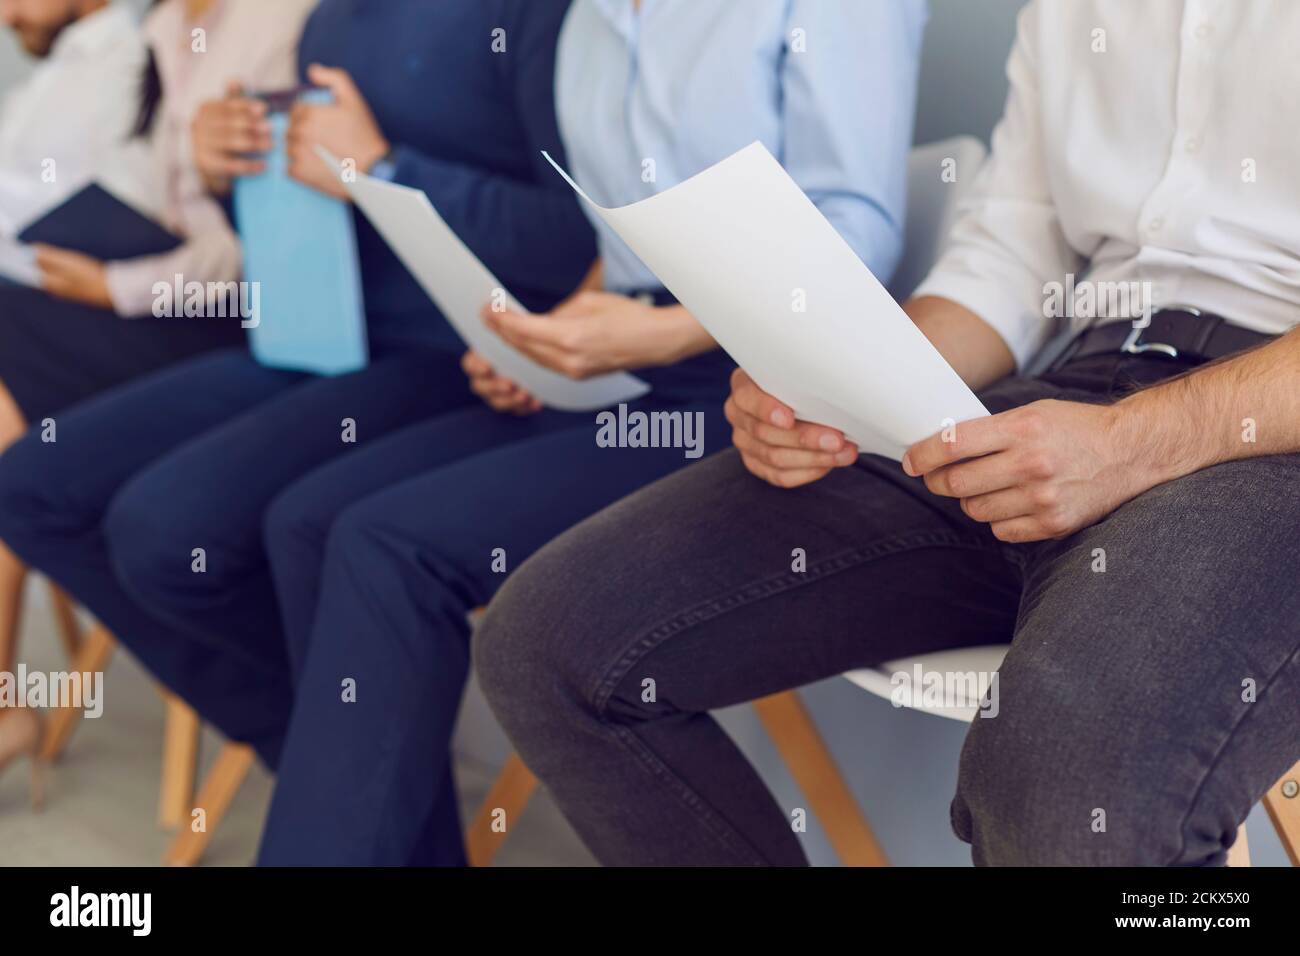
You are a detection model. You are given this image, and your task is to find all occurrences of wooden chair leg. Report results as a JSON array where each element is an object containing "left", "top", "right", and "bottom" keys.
[
  {"left": 157, "top": 694, "right": 201, "bottom": 829},
  {"left": 1263, "top": 759, "right": 1300, "bottom": 866},
  {"left": 466, "top": 752, "right": 539, "bottom": 867},
  {"left": 163, "top": 742, "right": 255, "bottom": 866},
  {"left": 1226, "top": 822, "right": 1250, "bottom": 867},
  {"left": 753, "top": 689, "right": 889, "bottom": 866},
  {"left": 46, "top": 582, "right": 83, "bottom": 661},
  {"left": 39, "top": 625, "right": 115, "bottom": 762}
]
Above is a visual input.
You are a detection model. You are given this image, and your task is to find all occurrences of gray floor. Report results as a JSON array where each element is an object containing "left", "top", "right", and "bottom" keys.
[{"left": 0, "top": 585, "right": 595, "bottom": 867}]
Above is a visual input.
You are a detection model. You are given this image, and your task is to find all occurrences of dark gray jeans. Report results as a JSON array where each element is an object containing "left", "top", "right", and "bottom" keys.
[{"left": 474, "top": 352, "right": 1300, "bottom": 865}]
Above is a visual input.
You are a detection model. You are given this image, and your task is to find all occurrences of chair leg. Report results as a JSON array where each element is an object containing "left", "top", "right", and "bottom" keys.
[
  {"left": 1226, "top": 822, "right": 1251, "bottom": 867},
  {"left": 39, "top": 624, "right": 115, "bottom": 762},
  {"left": 753, "top": 689, "right": 889, "bottom": 866},
  {"left": 46, "top": 582, "right": 83, "bottom": 661},
  {"left": 1263, "top": 759, "right": 1300, "bottom": 866},
  {"left": 466, "top": 752, "right": 539, "bottom": 867},
  {"left": 163, "top": 742, "right": 255, "bottom": 866},
  {"left": 157, "top": 693, "right": 201, "bottom": 829}
]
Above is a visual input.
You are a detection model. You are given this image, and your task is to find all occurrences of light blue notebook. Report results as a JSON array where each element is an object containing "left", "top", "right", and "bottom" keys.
[{"left": 234, "top": 90, "right": 367, "bottom": 375}]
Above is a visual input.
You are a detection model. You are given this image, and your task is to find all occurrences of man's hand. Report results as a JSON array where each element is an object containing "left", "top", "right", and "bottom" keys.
[
  {"left": 462, "top": 350, "right": 542, "bottom": 416},
  {"left": 286, "top": 64, "right": 389, "bottom": 200},
  {"left": 191, "top": 81, "right": 273, "bottom": 195},
  {"left": 726, "top": 368, "right": 859, "bottom": 488},
  {"left": 34, "top": 245, "right": 113, "bottom": 310},
  {"left": 903, "top": 400, "right": 1155, "bottom": 543}
]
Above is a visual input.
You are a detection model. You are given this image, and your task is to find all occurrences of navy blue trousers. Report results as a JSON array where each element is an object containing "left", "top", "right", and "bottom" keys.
[
  {"left": 254, "top": 398, "right": 729, "bottom": 865},
  {"left": 0, "top": 346, "right": 474, "bottom": 771}
]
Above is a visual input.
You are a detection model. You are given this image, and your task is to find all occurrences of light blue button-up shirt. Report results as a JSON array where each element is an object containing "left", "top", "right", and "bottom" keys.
[{"left": 555, "top": 0, "right": 926, "bottom": 295}]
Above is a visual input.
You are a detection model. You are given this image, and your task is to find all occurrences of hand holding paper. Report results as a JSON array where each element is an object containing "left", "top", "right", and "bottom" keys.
[
  {"left": 542, "top": 142, "right": 988, "bottom": 461},
  {"left": 326, "top": 147, "right": 649, "bottom": 412}
]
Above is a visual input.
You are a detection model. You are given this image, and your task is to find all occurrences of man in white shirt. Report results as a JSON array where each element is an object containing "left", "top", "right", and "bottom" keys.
[
  {"left": 473, "top": 0, "right": 1300, "bottom": 866},
  {"left": 0, "top": 0, "right": 146, "bottom": 237}
]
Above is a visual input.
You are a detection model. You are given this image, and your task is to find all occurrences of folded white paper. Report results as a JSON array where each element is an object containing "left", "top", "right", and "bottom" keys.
[
  {"left": 325, "top": 149, "right": 649, "bottom": 412},
  {"left": 544, "top": 142, "right": 989, "bottom": 460}
]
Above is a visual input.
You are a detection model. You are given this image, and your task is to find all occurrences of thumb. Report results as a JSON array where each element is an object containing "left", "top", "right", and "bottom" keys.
[
  {"left": 223, "top": 80, "right": 244, "bottom": 99},
  {"left": 307, "top": 64, "right": 359, "bottom": 105}
]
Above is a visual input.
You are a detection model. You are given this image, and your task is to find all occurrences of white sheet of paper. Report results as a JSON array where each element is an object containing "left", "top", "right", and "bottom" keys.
[
  {"left": 543, "top": 141, "right": 989, "bottom": 460},
  {"left": 323, "top": 149, "right": 649, "bottom": 412}
]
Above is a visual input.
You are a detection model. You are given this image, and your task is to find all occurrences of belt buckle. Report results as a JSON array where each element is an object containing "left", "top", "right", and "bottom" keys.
[{"left": 1119, "top": 306, "right": 1199, "bottom": 359}]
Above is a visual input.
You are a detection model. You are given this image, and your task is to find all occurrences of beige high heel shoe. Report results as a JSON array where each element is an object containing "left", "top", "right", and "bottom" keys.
[{"left": 0, "top": 707, "right": 46, "bottom": 810}]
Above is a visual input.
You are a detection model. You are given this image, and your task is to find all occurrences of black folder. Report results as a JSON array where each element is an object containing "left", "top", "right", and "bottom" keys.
[{"left": 18, "top": 183, "right": 180, "bottom": 260}]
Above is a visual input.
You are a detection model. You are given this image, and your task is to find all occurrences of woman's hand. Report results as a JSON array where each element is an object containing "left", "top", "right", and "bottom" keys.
[
  {"left": 286, "top": 65, "right": 389, "bottom": 200},
  {"left": 34, "top": 245, "right": 113, "bottom": 310},
  {"left": 461, "top": 350, "right": 542, "bottom": 415},
  {"left": 192, "top": 81, "right": 274, "bottom": 195},
  {"left": 481, "top": 291, "right": 707, "bottom": 380},
  {"left": 726, "top": 368, "right": 859, "bottom": 488}
]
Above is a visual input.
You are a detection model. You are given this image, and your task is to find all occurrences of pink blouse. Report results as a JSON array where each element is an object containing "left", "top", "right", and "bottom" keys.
[{"left": 105, "top": 0, "right": 317, "bottom": 317}]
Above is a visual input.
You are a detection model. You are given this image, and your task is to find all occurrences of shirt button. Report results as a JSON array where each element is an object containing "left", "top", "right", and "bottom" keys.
[
  {"left": 1149, "top": 218, "right": 1165, "bottom": 232},
  {"left": 1194, "top": 23, "right": 1212, "bottom": 39},
  {"left": 1184, "top": 137, "right": 1201, "bottom": 153}
]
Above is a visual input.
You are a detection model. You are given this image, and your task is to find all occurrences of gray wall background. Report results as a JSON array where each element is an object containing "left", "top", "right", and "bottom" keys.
[{"left": 1, "top": 0, "right": 1287, "bottom": 866}]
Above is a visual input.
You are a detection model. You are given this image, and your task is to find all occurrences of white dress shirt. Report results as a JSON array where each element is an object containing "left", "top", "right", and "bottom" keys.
[
  {"left": 0, "top": 1, "right": 146, "bottom": 235},
  {"left": 915, "top": 0, "right": 1300, "bottom": 370}
]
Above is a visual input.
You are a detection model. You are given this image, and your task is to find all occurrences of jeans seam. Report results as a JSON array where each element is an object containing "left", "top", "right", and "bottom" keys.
[
  {"left": 584, "top": 527, "right": 997, "bottom": 864},
  {"left": 1171, "top": 638, "right": 1300, "bottom": 865}
]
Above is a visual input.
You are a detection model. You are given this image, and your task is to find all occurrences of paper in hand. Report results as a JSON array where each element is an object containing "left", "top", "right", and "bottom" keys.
[
  {"left": 322, "top": 148, "right": 650, "bottom": 412},
  {"left": 543, "top": 142, "right": 989, "bottom": 460}
]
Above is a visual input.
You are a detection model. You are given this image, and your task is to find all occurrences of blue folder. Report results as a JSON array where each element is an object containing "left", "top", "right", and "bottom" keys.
[
  {"left": 234, "top": 89, "right": 367, "bottom": 375},
  {"left": 18, "top": 183, "right": 181, "bottom": 260}
]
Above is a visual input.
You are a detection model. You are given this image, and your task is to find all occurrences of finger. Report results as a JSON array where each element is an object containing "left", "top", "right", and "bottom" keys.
[
  {"left": 732, "top": 425, "right": 852, "bottom": 471},
  {"left": 549, "top": 290, "right": 608, "bottom": 317},
  {"left": 730, "top": 368, "right": 795, "bottom": 429},
  {"left": 725, "top": 397, "right": 851, "bottom": 455},
  {"left": 479, "top": 302, "right": 521, "bottom": 328},
  {"left": 476, "top": 376, "right": 519, "bottom": 399},
  {"left": 489, "top": 309, "right": 574, "bottom": 348},
  {"left": 502, "top": 386, "right": 540, "bottom": 414},
  {"left": 214, "top": 116, "right": 273, "bottom": 152},
  {"left": 37, "top": 268, "right": 73, "bottom": 296},
  {"left": 31, "top": 245, "right": 80, "bottom": 273},
  {"left": 739, "top": 451, "right": 831, "bottom": 490},
  {"left": 903, "top": 415, "right": 1013, "bottom": 478},
  {"left": 924, "top": 451, "right": 1021, "bottom": 500},
  {"left": 307, "top": 64, "right": 358, "bottom": 104},
  {"left": 287, "top": 102, "right": 314, "bottom": 135},
  {"left": 489, "top": 317, "right": 583, "bottom": 375},
  {"left": 960, "top": 487, "right": 1036, "bottom": 525},
  {"left": 989, "top": 517, "right": 1052, "bottom": 544},
  {"left": 461, "top": 350, "right": 492, "bottom": 377}
]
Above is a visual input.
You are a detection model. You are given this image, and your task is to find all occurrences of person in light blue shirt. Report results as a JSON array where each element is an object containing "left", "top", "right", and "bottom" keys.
[
  {"left": 246, "top": 0, "right": 925, "bottom": 865},
  {"left": 482, "top": 0, "right": 925, "bottom": 401},
  {"left": 558, "top": 0, "right": 920, "bottom": 295}
]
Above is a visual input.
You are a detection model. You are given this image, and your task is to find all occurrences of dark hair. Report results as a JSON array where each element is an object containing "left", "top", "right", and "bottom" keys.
[{"left": 132, "top": 2, "right": 169, "bottom": 138}]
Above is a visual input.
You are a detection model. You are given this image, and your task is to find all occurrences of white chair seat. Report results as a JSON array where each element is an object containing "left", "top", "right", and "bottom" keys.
[{"left": 844, "top": 645, "right": 1010, "bottom": 723}]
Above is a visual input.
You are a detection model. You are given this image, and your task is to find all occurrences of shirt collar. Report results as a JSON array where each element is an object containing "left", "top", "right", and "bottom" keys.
[{"left": 49, "top": 1, "right": 138, "bottom": 61}]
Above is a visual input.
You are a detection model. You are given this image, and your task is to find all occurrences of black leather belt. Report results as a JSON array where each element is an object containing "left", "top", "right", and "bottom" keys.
[{"left": 1053, "top": 309, "right": 1273, "bottom": 370}]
